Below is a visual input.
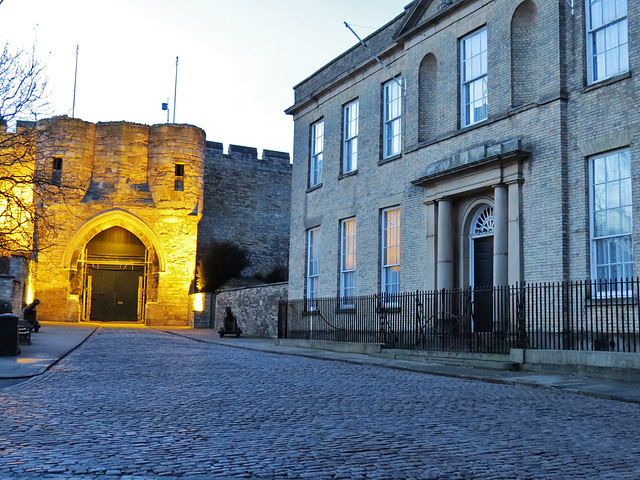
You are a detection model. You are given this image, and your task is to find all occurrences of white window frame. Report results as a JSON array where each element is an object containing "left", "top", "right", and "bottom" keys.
[
  {"left": 586, "top": 0, "right": 629, "bottom": 84},
  {"left": 589, "top": 149, "right": 633, "bottom": 296},
  {"left": 309, "top": 120, "right": 324, "bottom": 188},
  {"left": 460, "top": 28, "right": 488, "bottom": 128},
  {"left": 306, "top": 227, "right": 320, "bottom": 309},
  {"left": 340, "top": 218, "right": 357, "bottom": 307},
  {"left": 383, "top": 78, "right": 402, "bottom": 159},
  {"left": 381, "top": 207, "right": 401, "bottom": 300},
  {"left": 343, "top": 100, "right": 359, "bottom": 174}
]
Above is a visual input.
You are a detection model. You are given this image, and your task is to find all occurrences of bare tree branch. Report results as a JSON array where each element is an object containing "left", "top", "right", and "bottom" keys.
[{"left": 0, "top": 42, "right": 76, "bottom": 257}]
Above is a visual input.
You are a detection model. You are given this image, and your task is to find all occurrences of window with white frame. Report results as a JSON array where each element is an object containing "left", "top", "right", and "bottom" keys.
[
  {"left": 340, "top": 218, "right": 357, "bottom": 305},
  {"left": 381, "top": 207, "right": 401, "bottom": 297},
  {"left": 306, "top": 227, "right": 320, "bottom": 308},
  {"left": 461, "top": 28, "right": 488, "bottom": 127},
  {"left": 343, "top": 101, "right": 359, "bottom": 174},
  {"left": 590, "top": 149, "right": 633, "bottom": 288},
  {"left": 383, "top": 79, "right": 402, "bottom": 158},
  {"left": 586, "top": 0, "right": 629, "bottom": 84},
  {"left": 309, "top": 120, "right": 324, "bottom": 188}
]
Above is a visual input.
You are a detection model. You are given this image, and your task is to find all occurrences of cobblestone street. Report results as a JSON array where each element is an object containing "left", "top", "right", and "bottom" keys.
[{"left": 1, "top": 328, "right": 639, "bottom": 479}]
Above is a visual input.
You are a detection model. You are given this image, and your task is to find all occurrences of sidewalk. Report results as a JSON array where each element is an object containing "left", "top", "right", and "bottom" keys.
[
  {"left": 4, "top": 323, "right": 640, "bottom": 405},
  {"left": 0, "top": 322, "right": 97, "bottom": 379}
]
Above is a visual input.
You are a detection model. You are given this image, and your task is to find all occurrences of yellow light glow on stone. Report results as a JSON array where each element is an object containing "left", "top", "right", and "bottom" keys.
[{"left": 192, "top": 293, "right": 205, "bottom": 312}]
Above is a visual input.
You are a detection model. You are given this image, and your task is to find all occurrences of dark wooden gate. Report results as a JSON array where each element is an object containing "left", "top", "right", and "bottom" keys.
[{"left": 89, "top": 267, "right": 142, "bottom": 322}]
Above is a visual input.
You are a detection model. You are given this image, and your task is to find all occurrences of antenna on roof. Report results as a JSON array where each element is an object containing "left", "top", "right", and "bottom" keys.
[{"left": 344, "top": 22, "right": 404, "bottom": 93}]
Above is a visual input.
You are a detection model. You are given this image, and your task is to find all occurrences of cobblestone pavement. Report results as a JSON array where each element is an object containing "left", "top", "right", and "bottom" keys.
[{"left": 1, "top": 328, "right": 639, "bottom": 480}]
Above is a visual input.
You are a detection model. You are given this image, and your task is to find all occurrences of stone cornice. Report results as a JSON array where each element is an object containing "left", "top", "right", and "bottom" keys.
[
  {"left": 285, "top": 43, "right": 405, "bottom": 117},
  {"left": 412, "top": 139, "right": 529, "bottom": 187}
]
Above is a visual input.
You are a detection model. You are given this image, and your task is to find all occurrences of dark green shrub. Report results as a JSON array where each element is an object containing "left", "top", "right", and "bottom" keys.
[
  {"left": 199, "top": 241, "right": 250, "bottom": 292},
  {"left": 255, "top": 265, "right": 288, "bottom": 284}
]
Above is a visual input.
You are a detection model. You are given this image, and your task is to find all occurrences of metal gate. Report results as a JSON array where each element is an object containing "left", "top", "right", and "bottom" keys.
[{"left": 277, "top": 300, "right": 288, "bottom": 339}]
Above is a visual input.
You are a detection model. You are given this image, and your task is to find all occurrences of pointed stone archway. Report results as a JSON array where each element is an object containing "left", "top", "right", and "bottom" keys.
[
  {"left": 82, "top": 227, "right": 147, "bottom": 322},
  {"left": 62, "top": 209, "right": 167, "bottom": 323}
]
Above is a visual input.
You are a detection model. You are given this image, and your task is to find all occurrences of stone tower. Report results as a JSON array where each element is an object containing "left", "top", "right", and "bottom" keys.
[{"left": 33, "top": 117, "right": 205, "bottom": 326}]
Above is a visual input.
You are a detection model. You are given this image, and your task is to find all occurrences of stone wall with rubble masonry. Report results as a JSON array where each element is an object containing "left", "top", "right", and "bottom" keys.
[
  {"left": 3, "top": 116, "right": 292, "bottom": 326},
  {"left": 192, "top": 282, "right": 288, "bottom": 337}
]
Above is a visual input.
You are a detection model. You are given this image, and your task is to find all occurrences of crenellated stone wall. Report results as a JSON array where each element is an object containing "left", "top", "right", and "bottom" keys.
[
  {"left": 32, "top": 117, "right": 206, "bottom": 326},
  {"left": 2, "top": 116, "right": 291, "bottom": 327},
  {"left": 198, "top": 143, "right": 291, "bottom": 277}
]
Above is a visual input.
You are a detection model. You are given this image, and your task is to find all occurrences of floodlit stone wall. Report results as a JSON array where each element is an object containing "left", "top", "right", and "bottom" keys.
[
  {"left": 2, "top": 114, "right": 291, "bottom": 326},
  {"left": 32, "top": 117, "right": 206, "bottom": 326}
]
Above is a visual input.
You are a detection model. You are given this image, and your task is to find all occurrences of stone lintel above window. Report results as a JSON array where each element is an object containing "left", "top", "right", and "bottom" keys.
[{"left": 411, "top": 139, "right": 529, "bottom": 188}]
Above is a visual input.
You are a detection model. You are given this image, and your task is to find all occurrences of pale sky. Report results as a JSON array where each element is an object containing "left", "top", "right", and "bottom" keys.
[{"left": 0, "top": 0, "right": 409, "bottom": 155}]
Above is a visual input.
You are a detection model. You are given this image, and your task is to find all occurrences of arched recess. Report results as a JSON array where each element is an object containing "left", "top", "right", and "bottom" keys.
[
  {"left": 511, "top": 0, "right": 539, "bottom": 108},
  {"left": 459, "top": 199, "right": 495, "bottom": 289},
  {"left": 62, "top": 209, "right": 166, "bottom": 273},
  {"left": 462, "top": 201, "right": 495, "bottom": 332},
  {"left": 418, "top": 53, "right": 438, "bottom": 142}
]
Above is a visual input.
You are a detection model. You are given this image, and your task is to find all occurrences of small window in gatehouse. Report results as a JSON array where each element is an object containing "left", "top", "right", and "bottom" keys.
[
  {"left": 52, "top": 157, "right": 63, "bottom": 185},
  {"left": 174, "top": 164, "right": 184, "bottom": 191}
]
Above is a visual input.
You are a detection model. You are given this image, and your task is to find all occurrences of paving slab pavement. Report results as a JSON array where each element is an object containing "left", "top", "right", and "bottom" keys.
[{"left": 0, "top": 322, "right": 97, "bottom": 379}]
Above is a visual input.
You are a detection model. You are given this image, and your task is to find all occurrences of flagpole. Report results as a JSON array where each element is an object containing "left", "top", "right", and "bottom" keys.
[
  {"left": 72, "top": 45, "right": 79, "bottom": 117},
  {"left": 173, "top": 56, "right": 178, "bottom": 123}
]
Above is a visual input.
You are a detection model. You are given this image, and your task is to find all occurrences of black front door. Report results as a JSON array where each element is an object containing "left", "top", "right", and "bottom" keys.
[
  {"left": 473, "top": 236, "right": 493, "bottom": 332},
  {"left": 89, "top": 268, "right": 141, "bottom": 322}
]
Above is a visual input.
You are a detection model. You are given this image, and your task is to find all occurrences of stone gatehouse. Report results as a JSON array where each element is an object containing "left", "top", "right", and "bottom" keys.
[{"left": 1, "top": 116, "right": 290, "bottom": 326}]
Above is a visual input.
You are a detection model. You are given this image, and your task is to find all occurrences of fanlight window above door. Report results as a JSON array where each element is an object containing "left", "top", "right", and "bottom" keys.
[{"left": 472, "top": 206, "right": 494, "bottom": 237}]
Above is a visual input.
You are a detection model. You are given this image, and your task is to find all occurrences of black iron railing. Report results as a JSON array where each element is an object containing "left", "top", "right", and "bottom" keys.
[{"left": 278, "top": 278, "right": 640, "bottom": 354}]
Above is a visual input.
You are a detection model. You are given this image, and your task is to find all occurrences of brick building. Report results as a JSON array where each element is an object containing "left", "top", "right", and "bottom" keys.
[
  {"left": 286, "top": 0, "right": 637, "bottom": 310},
  {"left": 0, "top": 116, "right": 290, "bottom": 325}
]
